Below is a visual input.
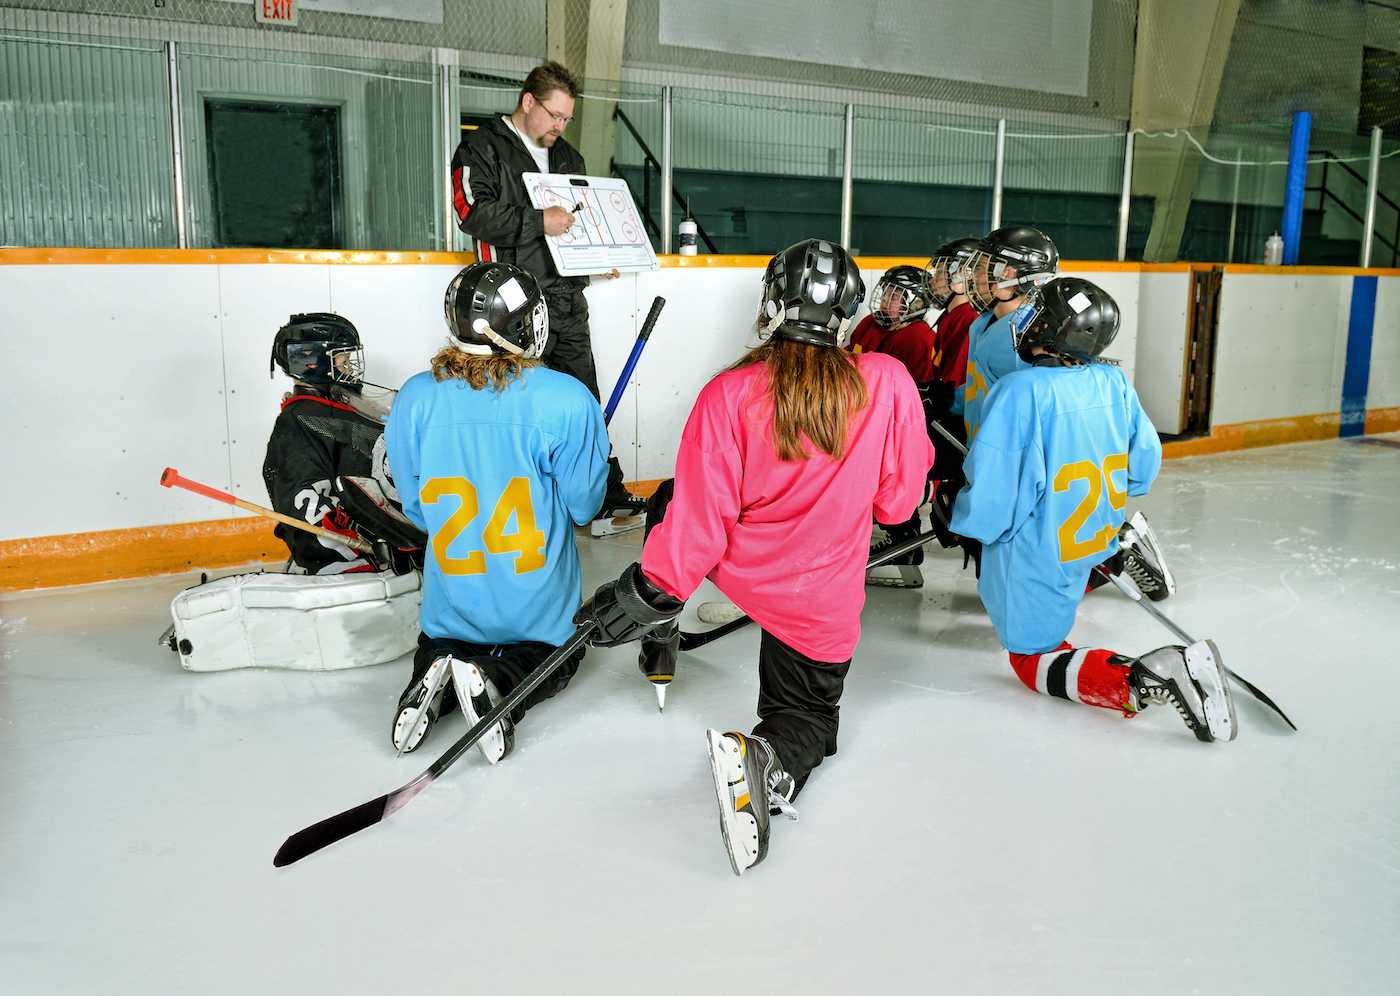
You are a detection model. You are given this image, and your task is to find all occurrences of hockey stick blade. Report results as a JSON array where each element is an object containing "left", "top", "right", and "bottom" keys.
[
  {"left": 273, "top": 625, "right": 595, "bottom": 867},
  {"left": 1222, "top": 666, "right": 1298, "bottom": 732},
  {"left": 677, "top": 529, "right": 940, "bottom": 651}
]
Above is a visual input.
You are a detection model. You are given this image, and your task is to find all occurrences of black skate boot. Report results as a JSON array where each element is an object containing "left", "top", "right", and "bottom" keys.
[
  {"left": 391, "top": 655, "right": 456, "bottom": 755},
  {"left": 450, "top": 658, "right": 515, "bottom": 764},
  {"left": 705, "top": 730, "right": 799, "bottom": 876},
  {"left": 1119, "top": 511, "right": 1175, "bottom": 602},
  {"left": 866, "top": 522, "right": 925, "bottom": 589},
  {"left": 639, "top": 620, "right": 679, "bottom": 711},
  {"left": 1130, "top": 640, "right": 1237, "bottom": 742}
]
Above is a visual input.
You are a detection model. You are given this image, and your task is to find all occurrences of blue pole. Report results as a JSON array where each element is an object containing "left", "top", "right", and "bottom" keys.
[{"left": 1281, "top": 111, "right": 1312, "bottom": 266}]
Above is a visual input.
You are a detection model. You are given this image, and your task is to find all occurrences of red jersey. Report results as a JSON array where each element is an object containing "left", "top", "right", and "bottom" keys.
[
  {"left": 641, "top": 352, "right": 933, "bottom": 662},
  {"left": 847, "top": 314, "right": 937, "bottom": 386},
  {"left": 932, "top": 301, "right": 978, "bottom": 388}
]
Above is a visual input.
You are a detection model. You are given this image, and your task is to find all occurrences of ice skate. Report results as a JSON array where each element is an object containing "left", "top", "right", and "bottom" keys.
[
  {"left": 590, "top": 489, "right": 647, "bottom": 537},
  {"left": 640, "top": 621, "right": 679, "bottom": 711},
  {"left": 1130, "top": 640, "right": 1237, "bottom": 742},
  {"left": 1119, "top": 511, "right": 1175, "bottom": 602},
  {"left": 391, "top": 654, "right": 455, "bottom": 755},
  {"left": 705, "top": 730, "right": 798, "bottom": 877},
  {"left": 451, "top": 659, "right": 515, "bottom": 764},
  {"left": 697, "top": 599, "right": 746, "bottom": 625},
  {"left": 865, "top": 524, "right": 924, "bottom": 589}
]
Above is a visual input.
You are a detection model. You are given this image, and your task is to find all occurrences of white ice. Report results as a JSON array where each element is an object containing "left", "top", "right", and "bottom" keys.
[{"left": 3, "top": 435, "right": 1400, "bottom": 996}]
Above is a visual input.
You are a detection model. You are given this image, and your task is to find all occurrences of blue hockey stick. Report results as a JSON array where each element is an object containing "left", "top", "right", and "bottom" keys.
[{"left": 603, "top": 296, "right": 665, "bottom": 425}]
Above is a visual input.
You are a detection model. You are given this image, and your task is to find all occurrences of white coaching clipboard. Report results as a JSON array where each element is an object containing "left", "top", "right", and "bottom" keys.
[{"left": 522, "top": 173, "right": 659, "bottom": 277}]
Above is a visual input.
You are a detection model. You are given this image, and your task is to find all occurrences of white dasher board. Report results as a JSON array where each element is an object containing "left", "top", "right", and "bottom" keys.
[{"left": 522, "top": 173, "right": 659, "bottom": 276}]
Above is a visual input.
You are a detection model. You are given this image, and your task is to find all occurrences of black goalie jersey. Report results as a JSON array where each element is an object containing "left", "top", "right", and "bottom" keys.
[{"left": 262, "top": 391, "right": 390, "bottom": 574}]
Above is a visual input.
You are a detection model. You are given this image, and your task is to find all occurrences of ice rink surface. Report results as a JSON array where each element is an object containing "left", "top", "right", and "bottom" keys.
[{"left": 3, "top": 435, "right": 1399, "bottom": 996}]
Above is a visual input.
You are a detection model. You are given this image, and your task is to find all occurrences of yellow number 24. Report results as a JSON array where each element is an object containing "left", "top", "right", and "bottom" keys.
[
  {"left": 1053, "top": 453, "right": 1128, "bottom": 563},
  {"left": 420, "top": 476, "right": 547, "bottom": 576}
]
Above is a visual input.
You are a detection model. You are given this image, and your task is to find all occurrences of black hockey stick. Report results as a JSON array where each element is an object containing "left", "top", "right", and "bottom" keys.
[
  {"left": 1098, "top": 570, "right": 1298, "bottom": 731},
  {"left": 929, "top": 424, "right": 1297, "bottom": 731},
  {"left": 677, "top": 528, "right": 940, "bottom": 651},
  {"left": 273, "top": 623, "right": 596, "bottom": 867}
]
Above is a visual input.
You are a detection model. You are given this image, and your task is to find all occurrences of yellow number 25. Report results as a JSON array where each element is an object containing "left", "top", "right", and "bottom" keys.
[{"left": 1053, "top": 453, "right": 1128, "bottom": 563}]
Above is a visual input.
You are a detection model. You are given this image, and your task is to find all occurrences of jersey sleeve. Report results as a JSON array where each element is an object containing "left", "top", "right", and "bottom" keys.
[
  {"left": 950, "top": 378, "right": 1044, "bottom": 544},
  {"left": 384, "top": 385, "right": 425, "bottom": 532},
  {"left": 549, "top": 381, "right": 611, "bottom": 525},
  {"left": 640, "top": 385, "right": 742, "bottom": 602},
  {"left": 1124, "top": 379, "right": 1163, "bottom": 497},
  {"left": 451, "top": 136, "right": 545, "bottom": 246},
  {"left": 873, "top": 361, "right": 936, "bottom": 524}
]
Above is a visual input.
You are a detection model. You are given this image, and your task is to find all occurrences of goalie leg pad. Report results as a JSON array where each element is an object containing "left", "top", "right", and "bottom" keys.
[{"left": 168, "top": 569, "right": 421, "bottom": 672}]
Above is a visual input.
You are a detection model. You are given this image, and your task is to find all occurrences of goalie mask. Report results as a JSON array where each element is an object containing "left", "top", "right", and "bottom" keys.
[
  {"left": 925, "top": 237, "right": 981, "bottom": 309},
  {"left": 870, "top": 265, "right": 932, "bottom": 329},
  {"left": 757, "top": 239, "right": 865, "bottom": 347},
  {"left": 444, "top": 262, "right": 549, "bottom": 359},
  {"left": 270, "top": 313, "right": 364, "bottom": 389},
  {"left": 966, "top": 225, "right": 1059, "bottom": 313},
  {"left": 1011, "top": 277, "right": 1119, "bottom": 364}
]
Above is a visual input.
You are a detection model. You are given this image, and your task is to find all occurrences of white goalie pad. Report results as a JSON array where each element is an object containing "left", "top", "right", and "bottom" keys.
[{"left": 168, "top": 569, "right": 420, "bottom": 672}]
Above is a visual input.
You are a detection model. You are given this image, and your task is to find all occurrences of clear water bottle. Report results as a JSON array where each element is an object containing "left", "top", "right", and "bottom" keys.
[
  {"left": 1264, "top": 231, "right": 1284, "bottom": 265},
  {"left": 678, "top": 217, "right": 698, "bottom": 256}
]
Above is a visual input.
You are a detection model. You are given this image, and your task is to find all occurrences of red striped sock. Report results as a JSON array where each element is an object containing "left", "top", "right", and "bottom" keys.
[{"left": 1008, "top": 642, "right": 1134, "bottom": 715}]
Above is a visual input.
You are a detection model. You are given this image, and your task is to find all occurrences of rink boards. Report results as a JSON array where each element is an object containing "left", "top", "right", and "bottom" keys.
[{"left": 2, "top": 248, "right": 1398, "bottom": 588}]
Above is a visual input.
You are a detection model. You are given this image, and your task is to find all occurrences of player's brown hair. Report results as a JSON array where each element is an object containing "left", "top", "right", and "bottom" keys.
[
  {"left": 519, "top": 61, "right": 580, "bottom": 106},
  {"left": 430, "top": 346, "right": 540, "bottom": 392},
  {"left": 727, "top": 340, "right": 868, "bottom": 462}
]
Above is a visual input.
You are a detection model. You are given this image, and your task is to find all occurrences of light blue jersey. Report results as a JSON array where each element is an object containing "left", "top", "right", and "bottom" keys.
[
  {"left": 952, "top": 307, "right": 1030, "bottom": 441},
  {"left": 386, "top": 365, "right": 609, "bottom": 647},
  {"left": 950, "top": 361, "right": 1162, "bottom": 654}
]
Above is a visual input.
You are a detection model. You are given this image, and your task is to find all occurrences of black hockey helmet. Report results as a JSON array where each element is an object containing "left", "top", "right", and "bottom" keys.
[
  {"left": 270, "top": 313, "right": 364, "bottom": 387},
  {"left": 443, "top": 262, "right": 548, "bottom": 359},
  {"left": 870, "top": 265, "right": 932, "bottom": 328},
  {"left": 925, "top": 236, "right": 982, "bottom": 309},
  {"left": 966, "top": 225, "right": 1059, "bottom": 312},
  {"left": 1012, "top": 277, "right": 1120, "bottom": 364},
  {"left": 757, "top": 239, "right": 865, "bottom": 347}
]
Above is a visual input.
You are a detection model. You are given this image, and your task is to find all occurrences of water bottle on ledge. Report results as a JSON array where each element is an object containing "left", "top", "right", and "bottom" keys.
[
  {"left": 1264, "top": 231, "right": 1283, "bottom": 265},
  {"left": 678, "top": 216, "right": 698, "bottom": 256}
]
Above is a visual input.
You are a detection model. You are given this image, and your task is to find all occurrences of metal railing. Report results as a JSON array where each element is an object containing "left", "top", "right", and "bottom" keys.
[
  {"left": 611, "top": 103, "right": 718, "bottom": 253},
  {"left": 1307, "top": 145, "right": 1399, "bottom": 267}
]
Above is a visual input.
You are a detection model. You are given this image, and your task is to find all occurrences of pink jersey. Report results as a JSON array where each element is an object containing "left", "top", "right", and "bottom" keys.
[{"left": 641, "top": 351, "right": 934, "bottom": 662}]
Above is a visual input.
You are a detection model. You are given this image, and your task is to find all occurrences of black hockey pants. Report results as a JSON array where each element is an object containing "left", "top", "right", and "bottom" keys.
[
  {"left": 645, "top": 479, "right": 852, "bottom": 798},
  {"left": 543, "top": 288, "right": 626, "bottom": 497},
  {"left": 412, "top": 633, "right": 584, "bottom": 724}
]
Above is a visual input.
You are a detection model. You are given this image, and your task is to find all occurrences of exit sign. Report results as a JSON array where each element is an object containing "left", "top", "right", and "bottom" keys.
[{"left": 256, "top": 0, "right": 298, "bottom": 25}]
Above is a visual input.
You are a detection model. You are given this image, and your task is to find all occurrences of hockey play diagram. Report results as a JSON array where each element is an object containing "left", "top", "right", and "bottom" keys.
[{"left": 523, "top": 173, "right": 659, "bottom": 276}]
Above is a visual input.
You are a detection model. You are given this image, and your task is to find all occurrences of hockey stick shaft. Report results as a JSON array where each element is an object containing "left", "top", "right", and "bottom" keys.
[
  {"left": 603, "top": 296, "right": 665, "bottom": 425},
  {"left": 160, "top": 467, "right": 375, "bottom": 555},
  {"left": 1100, "top": 569, "right": 1297, "bottom": 730},
  {"left": 273, "top": 623, "right": 596, "bottom": 867},
  {"left": 677, "top": 528, "right": 940, "bottom": 651}
]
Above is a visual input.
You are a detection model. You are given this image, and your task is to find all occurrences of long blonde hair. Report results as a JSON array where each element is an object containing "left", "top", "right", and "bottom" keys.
[
  {"left": 727, "top": 340, "right": 868, "bottom": 461},
  {"left": 431, "top": 346, "right": 539, "bottom": 391}
]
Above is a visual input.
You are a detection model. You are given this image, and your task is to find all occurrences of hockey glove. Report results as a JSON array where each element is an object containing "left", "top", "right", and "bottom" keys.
[
  {"left": 575, "top": 562, "right": 684, "bottom": 648},
  {"left": 930, "top": 476, "right": 964, "bottom": 549}
]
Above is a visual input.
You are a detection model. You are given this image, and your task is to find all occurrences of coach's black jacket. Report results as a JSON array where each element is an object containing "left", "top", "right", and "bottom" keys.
[{"left": 450, "top": 115, "right": 588, "bottom": 300}]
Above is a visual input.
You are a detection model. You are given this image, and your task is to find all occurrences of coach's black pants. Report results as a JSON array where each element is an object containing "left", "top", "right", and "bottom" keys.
[
  {"left": 412, "top": 633, "right": 584, "bottom": 723},
  {"left": 544, "top": 288, "right": 626, "bottom": 497},
  {"left": 646, "top": 478, "right": 852, "bottom": 798}
]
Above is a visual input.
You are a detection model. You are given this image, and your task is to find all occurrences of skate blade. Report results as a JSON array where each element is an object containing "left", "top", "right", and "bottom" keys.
[
  {"left": 697, "top": 600, "right": 746, "bottom": 625},
  {"left": 1185, "top": 639, "right": 1237, "bottom": 742},
  {"left": 394, "top": 655, "right": 452, "bottom": 756},
  {"left": 590, "top": 515, "right": 643, "bottom": 538},
  {"left": 1128, "top": 511, "right": 1177, "bottom": 596},
  {"left": 452, "top": 661, "right": 509, "bottom": 764},
  {"left": 654, "top": 683, "right": 666, "bottom": 711},
  {"left": 156, "top": 623, "right": 176, "bottom": 650},
  {"left": 705, "top": 730, "right": 752, "bottom": 877},
  {"left": 865, "top": 564, "right": 923, "bottom": 589}
]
